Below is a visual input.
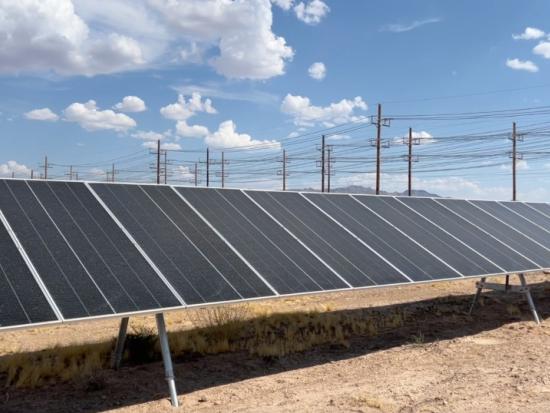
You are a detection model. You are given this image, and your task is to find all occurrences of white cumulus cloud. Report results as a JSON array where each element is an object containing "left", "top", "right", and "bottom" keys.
[
  {"left": 294, "top": 0, "right": 329, "bottom": 25},
  {"left": 533, "top": 42, "right": 550, "bottom": 59},
  {"left": 160, "top": 93, "right": 216, "bottom": 121},
  {"left": 113, "top": 96, "right": 147, "bottom": 112},
  {"left": 271, "top": 0, "right": 293, "bottom": 10},
  {"left": 176, "top": 121, "right": 210, "bottom": 138},
  {"left": 205, "top": 120, "right": 280, "bottom": 149},
  {"left": 64, "top": 100, "right": 137, "bottom": 131},
  {"left": 506, "top": 58, "right": 539, "bottom": 72},
  {"left": 281, "top": 94, "right": 368, "bottom": 127},
  {"left": 513, "top": 27, "right": 546, "bottom": 40},
  {"left": 131, "top": 130, "right": 170, "bottom": 141},
  {"left": 142, "top": 141, "right": 181, "bottom": 150},
  {"left": 24, "top": 108, "right": 59, "bottom": 121},
  {"left": 0, "top": 160, "right": 32, "bottom": 177},
  {"left": 308, "top": 62, "right": 326, "bottom": 80}
]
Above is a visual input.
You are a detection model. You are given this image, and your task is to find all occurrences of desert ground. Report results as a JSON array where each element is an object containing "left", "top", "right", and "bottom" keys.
[{"left": 2, "top": 274, "right": 550, "bottom": 413}]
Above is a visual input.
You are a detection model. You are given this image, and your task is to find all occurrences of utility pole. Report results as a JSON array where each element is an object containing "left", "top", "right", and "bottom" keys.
[
  {"left": 69, "top": 165, "right": 73, "bottom": 180},
  {"left": 512, "top": 122, "right": 517, "bottom": 201},
  {"left": 43, "top": 156, "right": 48, "bottom": 180},
  {"left": 30, "top": 169, "right": 34, "bottom": 179},
  {"left": 327, "top": 146, "right": 332, "bottom": 193},
  {"left": 194, "top": 162, "right": 198, "bottom": 187},
  {"left": 283, "top": 149, "right": 287, "bottom": 191},
  {"left": 156, "top": 140, "right": 161, "bottom": 185},
  {"left": 321, "top": 135, "right": 326, "bottom": 192},
  {"left": 221, "top": 152, "right": 225, "bottom": 188},
  {"left": 408, "top": 127, "right": 413, "bottom": 197},
  {"left": 206, "top": 147, "right": 210, "bottom": 187},
  {"left": 112, "top": 163, "right": 115, "bottom": 183},
  {"left": 375, "top": 104, "right": 382, "bottom": 195},
  {"left": 164, "top": 150, "right": 168, "bottom": 185}
]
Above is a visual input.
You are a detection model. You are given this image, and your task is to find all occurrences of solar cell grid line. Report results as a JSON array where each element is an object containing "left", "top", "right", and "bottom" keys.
[
  {"left": 473, "top": 200, "right": 550, "bottom": 249},
  {"left": 0, "top": 179, "right": 112, "bottom": 319},
  {"left": 351, "top": 195, "right": 502, "bottom": 276},
  {"left": 396, "top": 197, "right": 537, "bottom": 273},
  {"left": 29, "top": 180, "right": 182, "bottom": 313},
  {"left": 500, "top": 202, "right": 550, "bottom": 233},
  {"left": 305, "top": 193, "right": 461, "bottom": 281},
  {"left": 241, "top": 190, "right": 353, "bottom": 289},
  {"left": 250, "top": 190, "right": 411, "bottom": 286},
  {"left": 0, "top": 211, "right": 59, "bottom": 329},
  {"left": 141, "top": 185, "right": 276, "bottom": 299},
  {"left": 435, "top": 199, "right": 550, "bottom": 268},
  {"left": 526, "top": 202, "right": 550, "bottom": 219},
  {"left": 90, "top": 183, "right": 241, "bottom": 304},
  {"left": 176, "top": 187, "right": 346, "bottom": 294}
]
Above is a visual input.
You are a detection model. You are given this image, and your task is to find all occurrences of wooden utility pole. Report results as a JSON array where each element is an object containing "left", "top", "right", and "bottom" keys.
[
  {"left": 44, "top": 155, "right": 48, "bottom": 180},
  {"left": 282, "top": 149, "right": 287, "bottom": 191},
  {"left": 69, "top": 165, "right": 73, "bottom": 180},
  {"left": 408, "top": 127, "right": 413, "bottom": 197},
  {"left": 112, "top": 163, "right": 115, "bottom": 183},
  {"left": 512, "top": 122, "right": 517, "bottom": 201},
  {"left": 327, "top": 146, "right": 332, "bottom": 193},
  {"left": 206, "top": 147, "right": 210, "bottom": 187},
  {"left": 164, "top": 150, "right": 168, "bottom": 185},
  {"left": 156, "top": 140, "right": 161, "bottom": 184},
  {"left": 221, "top": 151, "right": 225, "bottom": 188},
  {"left": 375, "top": 103, "right": 382, "bottom": 195},
  {"left": 194, "top": 162, "right": 198, "bottom": 187},
  {"left": 30, "top": 169, "right": 34, "bottom": 179},
  {"left": 321, "top": 135, "right": 326, "bottom": 192}
]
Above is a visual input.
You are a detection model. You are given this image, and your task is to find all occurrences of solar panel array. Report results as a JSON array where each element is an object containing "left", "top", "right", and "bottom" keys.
[{"left": 1, "top": 178, "right": 549, "bottom": 331}]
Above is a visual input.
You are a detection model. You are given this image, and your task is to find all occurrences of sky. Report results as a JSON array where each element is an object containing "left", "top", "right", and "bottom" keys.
[{"left": 2, "top": 0, "right": 550, "bottom": 200}]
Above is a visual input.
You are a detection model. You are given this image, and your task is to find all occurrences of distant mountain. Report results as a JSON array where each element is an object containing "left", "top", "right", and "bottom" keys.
[{"left": 293, "top": 185, "right": 440, "bottom": 198}]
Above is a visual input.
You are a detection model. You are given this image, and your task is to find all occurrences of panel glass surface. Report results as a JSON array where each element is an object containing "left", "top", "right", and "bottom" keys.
[
  {"left": 437, "top": 199, "right": 550, "bottom": 268},
  {"left": 28, "top": 181, "right": 180, "bottom": 313},
  {"left": 177, "top": 188, "right": 348, "bottom": 294},
  {"left": 91, "top": 184, "right": 246, "bottom": 304},
  {"left": 140, "top": 185, "right": 274, "bottom": 299},
  {"left": 353, "top": 196, "right": 502, "bottom": 276},
  {"left": 526, "top": 202, "right": 550, "bottom": 219},
  {"left": 398, "top": 197, "right": 536, "bottom": 272},
  {"left": 302, "top": 193, "right": 454, "bottom": 281},
  {"left": 0, "top": 180, "right": 112, "bottom": 319},
  {"left": 473, "top": 200, "right": 550, "bottom": 251},
  {"left": 0, "top": 218, "right": 58, "bottom": 329},
  {"left": 501, "top": 202, "right": 550, "bottom": 231}
]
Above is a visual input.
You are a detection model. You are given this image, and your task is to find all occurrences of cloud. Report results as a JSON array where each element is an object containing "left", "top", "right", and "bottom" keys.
[
  {"left": 533, "top": 42, "right": 550, "bottom": 59},
  {"left": 131, "top": 130, "right": 170, "bottom": 141},
  {"left": 327, "top": 134, "right": 351, "bottom": 141},
  {"left": 0, "top": 160, "right": 32, "bottom": 177},
  {"left": 113, "top": 96, "right": 147, "bottom": 112},
  {"left": 173, "top": 165, "right": 195, "bottom": 181},
  {"left": 506, "top": 58, "right": 539, "bottom": 73},
  {"left": 281, "top": 94, "right": 368, "bottom": 127},
  {"left": 142, "top": 141, "right": 181, "bottom": 150},
  {"left": 24, "top": 108, "right": 59, "bottom": 121},
  {"left": 150, "top": 0, "right": 294, "bottom": 80},
  {"left": 175, "top": 121, "right": 210, "bottom": 138},
  {"left": 380, "top": 18, "right": 441, "bottom": 33},
  {"left": 0, "top": 0, "right": 146, "bottom": 76},
  {"left": 513, "top": 27, "right": 546, "bottom": 40},
  {"left": 205, "top": 120, "right": 280, "bottom": 149},
  {"left": 393, "top": 131, "right": 436, "bottom": 145},
  {"left": 174, "top": 83, "right": 279, "bottom": 104},
  {"left": 308, "top": 62, "right": 326, "bottom": 80},
  {"left": 160, "top": 93, "right": 216, "bottom": 121},
  {"left": 64, "top": 100, "right": 137, "bottom": 131},
  {"left": 294, "top": 0, "right": 329, "bottom": 25},
  {"left": 500, "top": 159, "right": 529, "bottom": 171},
  {"left": 271, "top": 0, "right": 293, "bottom": 10}
]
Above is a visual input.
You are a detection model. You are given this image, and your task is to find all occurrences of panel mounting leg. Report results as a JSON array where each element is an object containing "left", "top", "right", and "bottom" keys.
[
  {"left": 469, "top": 274, "right": 540, "bottom": 324},
  {"left": 156, "top": 313, "right": 179, "bottom": 407},
  {"left": 112, "top": 317, "right": 129, "bottom": 370}
]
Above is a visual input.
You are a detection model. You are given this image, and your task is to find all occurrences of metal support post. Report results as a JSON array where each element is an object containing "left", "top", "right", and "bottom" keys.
[
  {"left": 112, "top": 317, "right": 129, "bottom": 370},
  {"left": 469, "top": 277, "right": 486, "bottom": 315},
  {"left": 156, "top": 313, "right": 179, "bottom": 407},
  {"left": 519, "top": 273, "right": 540, "bottom": 324}
]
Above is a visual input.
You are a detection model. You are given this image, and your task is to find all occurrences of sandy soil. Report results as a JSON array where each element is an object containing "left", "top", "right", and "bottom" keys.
[{"left": 2, "top": 274, "right": 550, "bottom": 413}]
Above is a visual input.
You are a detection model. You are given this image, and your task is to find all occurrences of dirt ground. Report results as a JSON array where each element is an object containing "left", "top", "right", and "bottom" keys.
[{"left": 2, "top": 274, "right": 550, "bottom": 413}]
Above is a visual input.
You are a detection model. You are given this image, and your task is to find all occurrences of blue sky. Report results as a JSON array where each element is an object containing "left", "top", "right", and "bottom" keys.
[{"left": 2, "top": 0, "right": 550, "bottom": 200}]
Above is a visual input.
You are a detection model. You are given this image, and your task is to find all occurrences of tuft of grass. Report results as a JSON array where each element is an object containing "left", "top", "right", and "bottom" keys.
[{"left": 0, "top": 304, "right": 407, "bottom": 389}]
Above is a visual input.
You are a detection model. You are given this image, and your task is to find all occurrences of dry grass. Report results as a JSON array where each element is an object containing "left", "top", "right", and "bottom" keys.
[{"left": 0, "top": 303, "right": 406, "bottom": 389}]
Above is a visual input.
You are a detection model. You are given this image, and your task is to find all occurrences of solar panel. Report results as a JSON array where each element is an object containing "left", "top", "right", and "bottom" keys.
[
  {"left": 351, "top": 195, "right": 502, "bottom": 276},
  {"left": 247, "top": 190, "right": 410, "bottom": 286},
  {"left": 176, "top": 187, "right": 349, "bottom": 294},
  {"left": 397, "top": 197, "right": 537, "bottom": 272},
  {"left": 502, "top": 202, "right": 550, "bottom": 231},
  {"left": 436, "top": 199, "right": 549, "bottom": 268},
  {"left": 304, "top": 193, "right": 460, "bottom": 281},
  {"left": 0, "top": 213, "right": 59, "bottom": 329}
]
